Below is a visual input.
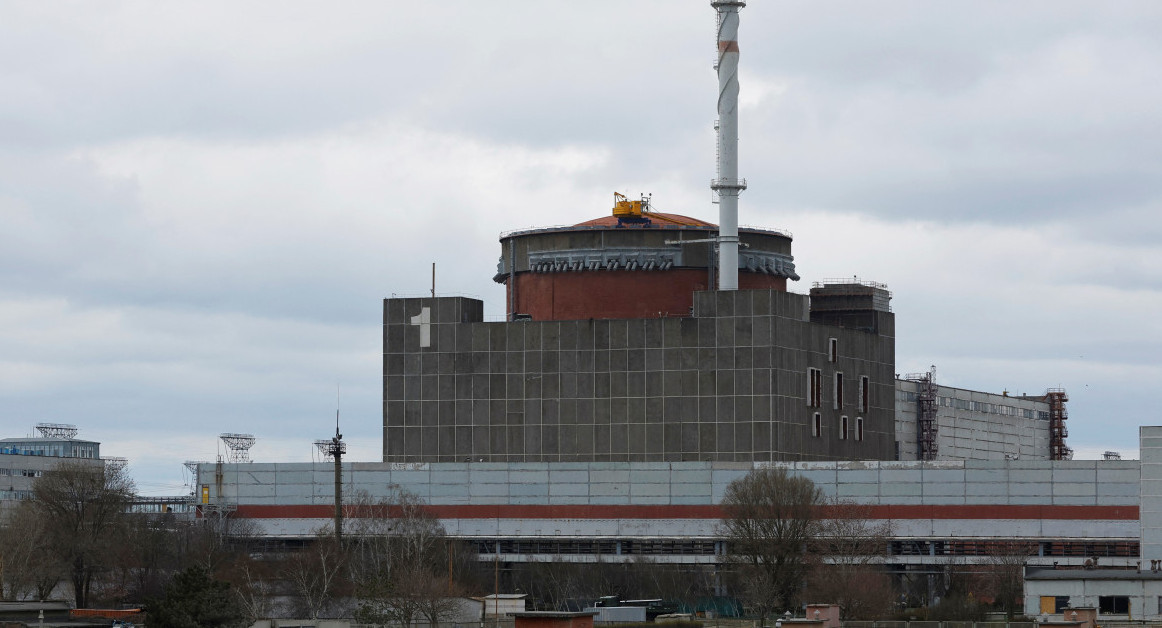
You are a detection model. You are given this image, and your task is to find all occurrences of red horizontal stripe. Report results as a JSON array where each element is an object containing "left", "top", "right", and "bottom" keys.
[
  {"left": 718, "top": 41, "right": 739, "bottom": 52},
  {"left": 231, "top": 504, "right": 1139, "bottom": 521}
]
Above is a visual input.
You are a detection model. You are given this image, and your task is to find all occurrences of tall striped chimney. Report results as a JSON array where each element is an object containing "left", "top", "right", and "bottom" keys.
[{"left": 711, "top": 0, "right": 747, "bottom": 291}]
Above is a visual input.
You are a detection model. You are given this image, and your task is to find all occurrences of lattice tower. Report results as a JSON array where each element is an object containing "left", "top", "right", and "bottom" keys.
[
  {"left": 36, "top": 423, "right": 78, "bottom": 439},
  {"left": 219, "top": 433, "right": 256, "bottom": 463},
  {"left": 315, "top": 438, "right": 347, "bottom": 460}
]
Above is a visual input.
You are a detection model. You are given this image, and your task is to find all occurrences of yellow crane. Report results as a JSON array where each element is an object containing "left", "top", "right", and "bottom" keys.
[{"left": 612, "top": 192, "right": 702, "bottom": 226}]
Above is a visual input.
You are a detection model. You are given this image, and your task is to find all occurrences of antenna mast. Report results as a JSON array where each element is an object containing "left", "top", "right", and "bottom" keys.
[{"left": 317, "top": 386, "right": 346, "bottom": 542}]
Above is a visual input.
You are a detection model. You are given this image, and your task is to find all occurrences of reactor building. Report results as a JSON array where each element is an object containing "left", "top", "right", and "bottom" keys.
[{"left": 383, "top": 197, "right": 895, "bottom": 463}]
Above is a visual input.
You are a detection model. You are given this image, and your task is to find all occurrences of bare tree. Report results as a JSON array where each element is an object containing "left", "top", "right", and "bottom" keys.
[
  {"left": 356, "top": 562, "right": 462, "bottom": 628},
  {"left": 218, "top": 555, "right": 277, "bottom": 622},
  {"left": 980, "top": 541, "right": 1036, "bottom": 618},
  {"left": 0, "top": 501, "right": 65, "bottom": 600},
  {"left": 281, "top": 529, "right": 348, "bottom": 619},
  {"left": 31, "top": 461, "right": 135, "bottom": 607},
  {"left": 516, "top": 558, "right": 585, "bottom": 611},
  {"left": 719, "top": 467, "right": 822, "bottom": 622},
  {"left": 809, "top": 500, "right": 896, "bottom": 619},
  {"left": 184, "top": 513, "right": 263, "bottom": 573},
  {"left": 348, "top": 487, "right": 458, "bottom": 626}
]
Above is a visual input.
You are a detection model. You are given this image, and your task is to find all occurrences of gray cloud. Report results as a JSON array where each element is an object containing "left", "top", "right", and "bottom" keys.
[{"left": 1, "top": 1, "right": 1159, "bottom": 489}]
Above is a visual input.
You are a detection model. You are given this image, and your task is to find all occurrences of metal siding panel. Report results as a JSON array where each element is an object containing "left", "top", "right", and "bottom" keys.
[
  {"left": 590, "top": 483, "right": 629, "bottom": 496},
  {"left": 590, "top": 470, "right": 631, "bottom": 483},
  {"left": 509, "top": 470, "right": 549, "bottom": 484},
  {"left": 509, "top": 482, "right": 549, "bottom": 497},
  {"left": 549, "top": 470, "right": 590, "bottom": 483}
]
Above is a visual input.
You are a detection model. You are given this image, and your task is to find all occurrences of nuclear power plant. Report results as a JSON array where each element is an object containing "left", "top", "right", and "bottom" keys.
[{"left": 192, "top": 2, "right": 1162, "bottom": 619}]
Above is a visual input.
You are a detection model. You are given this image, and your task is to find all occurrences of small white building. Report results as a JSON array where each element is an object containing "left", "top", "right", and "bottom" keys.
[
  {"left": 480, "top": 594, "right": 527, "bottom": 618},
  {"left": 1024, "top": 569, "right": 1162, "bottom": 620},
  {"left": 1022, "top": 426, "right": 1162, "bottom": 621}
]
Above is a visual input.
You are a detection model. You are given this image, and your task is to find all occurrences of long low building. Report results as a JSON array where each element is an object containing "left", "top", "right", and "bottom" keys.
[{"left": 197, "top": 456, "right": 1141, "bottom": 568}]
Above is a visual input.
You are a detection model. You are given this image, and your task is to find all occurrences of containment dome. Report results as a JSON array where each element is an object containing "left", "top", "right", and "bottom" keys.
[{"left": 494, "top": 197, "right": 799, "bottom": 321}]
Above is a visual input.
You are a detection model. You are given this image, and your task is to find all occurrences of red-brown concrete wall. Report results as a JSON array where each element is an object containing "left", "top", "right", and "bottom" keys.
[
  {"left": 514, "top": 617, "right": 594, "bottom": 628},
  {"left": 506, "top": 271, "right": 786, "bottom": 320}
]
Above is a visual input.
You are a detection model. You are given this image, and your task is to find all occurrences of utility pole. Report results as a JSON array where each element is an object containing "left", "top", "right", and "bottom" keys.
[
  {"left": 332, "top": 420, "right": 343, "bottom": 543},
  {"left": 314, "top": 401, "right": 347, "bottom": 543}
]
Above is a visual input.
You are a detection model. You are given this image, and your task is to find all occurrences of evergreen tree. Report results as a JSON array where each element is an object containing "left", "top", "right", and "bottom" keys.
[{"left": 148, "top": 565, "right": 248, "bottom": 628}]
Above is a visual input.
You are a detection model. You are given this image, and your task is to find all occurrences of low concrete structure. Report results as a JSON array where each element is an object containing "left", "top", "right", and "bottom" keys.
[
  {"left": 584, "top": 606, "right": 645, "bottom": 623},
  {"left": 199, "top": 455, "right": 1140, "bottom": 571},
  {"left": 511, "top": 611, "right": 597, "bottom": 628},
  {"left": 804, "top": 604, "right": 840, "bottom": 628},
  {"left": 482, "top": 594, "right": 527, "bottom": 619},
  {"left": 1025, "top": 569, "right": 1162, "bottom": 618},
  {"left": 1019, "top": 427, "right": 1162, "bottom": 622}
]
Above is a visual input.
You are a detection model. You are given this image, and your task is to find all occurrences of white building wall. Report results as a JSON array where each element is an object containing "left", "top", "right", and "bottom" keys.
[
  {"left": 1140, "top": 426, "right": 1162, "bottom": 570},
  {"left": 199, "top": 459, "right": 1140, "bottom": 542},
  {"left": 896, "top": 380, "right": 1052, "bottom": 461},
  {"left": 200, "top": 460, "right": 1139, "bottom": 509},
  {"left": 1025, "top": 578, "right": 1162, "bottom": 621}
]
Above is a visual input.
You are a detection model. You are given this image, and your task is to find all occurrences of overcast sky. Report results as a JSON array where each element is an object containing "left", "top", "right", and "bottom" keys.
[{"left": 2, "top": 1, "right": 1160, "bottom": 495}]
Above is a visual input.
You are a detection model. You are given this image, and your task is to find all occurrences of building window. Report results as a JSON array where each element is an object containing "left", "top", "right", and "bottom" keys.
[
  {"left": 828, "top": 338, "right": 837, "bottom": 363},
  {"left": 834, "top": 372, "right": 844, "bottom": 409},
  {"left": 812, "top": 413, "right": 821, "bottom": 437},
  {"left": 859, "top": 376, "right": 870, "bottom": 413},
  {"left": 1041, "top": 597, "right": 1071, "bottom": 614},
  {"left": 856, "top": 417, "right": 864, "bottom": 441},
  {"left": 1099, "top": 596, "right": 1129, "bottom": 615},
  {"left": 807, "top": 368, "right": 822, "bottom": 408},
  {"left": 840, "top": 416, "right": 849, "bottom": 440}
]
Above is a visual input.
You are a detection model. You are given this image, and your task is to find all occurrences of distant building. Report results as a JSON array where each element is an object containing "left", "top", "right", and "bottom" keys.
[
  {"left": 385, "top": 205, "right": 898, "bottom": 463},
  {"left": 1020, "top": 426, "right": 1162, "bottom": 621},
  {"left": 0, "top": 437, "right": 100, "bottom": 460},
  {"left": 1, "top": 424, "right": 103, "bottom": 512},
  {"left": 894, "top": 379, "right": 1059, "bottom": 461}
]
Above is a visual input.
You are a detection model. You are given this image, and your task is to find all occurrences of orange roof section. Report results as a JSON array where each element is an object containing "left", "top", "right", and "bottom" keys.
[{"left": 573, "top": 212, "right": 716, "bottom": 228}]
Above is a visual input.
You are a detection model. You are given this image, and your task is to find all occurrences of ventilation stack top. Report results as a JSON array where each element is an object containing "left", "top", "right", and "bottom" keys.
[{"left": 711, "top": 0, "right": 747, "bottom": 291}]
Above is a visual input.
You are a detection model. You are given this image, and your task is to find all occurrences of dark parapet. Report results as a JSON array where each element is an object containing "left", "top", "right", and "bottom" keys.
[{"left": 809, "top": 279, "right": 892, "bottom": 334}]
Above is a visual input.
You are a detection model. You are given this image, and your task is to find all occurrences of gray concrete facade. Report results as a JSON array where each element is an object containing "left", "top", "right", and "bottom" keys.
[
  {"left": 382, "top": 289, "right": 896, "bottom": 463},
  {"left": 1, "top": 452, "right": 103, "bottom": 514},
  {"left": 895, "top": 381, "right": 1052, "bottom": 461}
]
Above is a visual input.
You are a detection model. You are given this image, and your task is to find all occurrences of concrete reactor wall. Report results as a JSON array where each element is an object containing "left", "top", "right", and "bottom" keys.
[{"left": 382, "top": 289, "right": 896, "bottom": 464}]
